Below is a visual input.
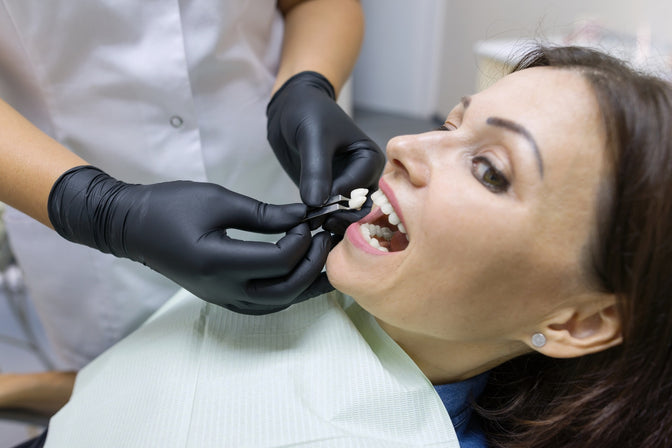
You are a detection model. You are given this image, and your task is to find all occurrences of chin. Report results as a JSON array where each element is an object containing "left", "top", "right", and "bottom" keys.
[{"left": 325, "top": 240, "right": 382, "bottom": 304}]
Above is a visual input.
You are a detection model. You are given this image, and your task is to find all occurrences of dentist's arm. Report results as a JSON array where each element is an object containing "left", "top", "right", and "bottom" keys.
[
  {"left": 269, "top": 0, "right": 385, "bottom": 234},
  {"left": 0, "top": 98, "right": 330, "bottom": 314},
  {"left": 273, "top": 0, "right": 364, "bottom": 98},
  {"left": 0, "top": 98, "right": 86, "bottom": 227}
]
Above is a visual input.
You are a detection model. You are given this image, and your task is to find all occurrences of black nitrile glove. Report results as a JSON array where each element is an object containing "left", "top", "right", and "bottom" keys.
[
  {"left": 48, "top": 166, "right": 333, "bottom": 314},
  {"left": 267, "top": 71, "right": 385, "bottom": 234}
]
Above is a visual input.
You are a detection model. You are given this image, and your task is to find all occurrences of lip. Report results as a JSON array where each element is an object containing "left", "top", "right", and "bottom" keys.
[{"left": 344, "top": 178, "right": 408, "bottom": 256}]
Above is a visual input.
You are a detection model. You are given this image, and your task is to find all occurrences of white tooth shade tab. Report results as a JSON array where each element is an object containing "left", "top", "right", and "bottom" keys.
[
  {"left": 348, "top": 188, "right": 369, "bottom": 210},
  {"left": 348, "top": 196, "right": 367, "bottom": 210},
  {"left": 351, "top": 188, "right": 369, "bottom": 198}
]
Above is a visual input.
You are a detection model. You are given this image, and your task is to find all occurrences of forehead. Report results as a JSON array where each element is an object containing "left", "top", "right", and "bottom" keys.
[
  {"left": 480, "top": 66, "right": 592, "bottom": 104},
  {"left": 473, "top": 67, "right": 600, "bottom": 128}
]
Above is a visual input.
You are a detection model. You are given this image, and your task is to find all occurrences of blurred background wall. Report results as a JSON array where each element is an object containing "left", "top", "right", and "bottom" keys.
[{"left": 353, "top": 0, "right": 672, "bottom": 120}]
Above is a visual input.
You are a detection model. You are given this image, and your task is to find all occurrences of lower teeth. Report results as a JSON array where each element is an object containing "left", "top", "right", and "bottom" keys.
[{"left": 360, "top": 223, "right": 391, "bottom": 252}]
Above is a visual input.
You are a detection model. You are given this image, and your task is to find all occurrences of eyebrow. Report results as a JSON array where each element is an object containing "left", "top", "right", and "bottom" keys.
[{"left": 461, "top": 95, "right": 544, "bottom": 178}]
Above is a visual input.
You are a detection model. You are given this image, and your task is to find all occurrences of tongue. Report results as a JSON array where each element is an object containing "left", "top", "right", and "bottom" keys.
[{"left": 389, "top": 231, "right": 409, "bottom": 252}]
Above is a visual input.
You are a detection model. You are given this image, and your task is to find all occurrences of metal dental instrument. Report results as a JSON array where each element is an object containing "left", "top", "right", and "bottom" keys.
[{"left": 302, "top": 194, "right": 351, "bottom": 221}]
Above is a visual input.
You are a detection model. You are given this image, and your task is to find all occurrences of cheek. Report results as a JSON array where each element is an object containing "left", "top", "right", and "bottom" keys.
[
  {"left": 412, "top": 194, "right": 536, "bottom": 299},
  {"left": 325, "top": 242, "right": 349, "bottom": 292},
  {"left": 416, "top": 196, "right": 485, "bottom": 263}
]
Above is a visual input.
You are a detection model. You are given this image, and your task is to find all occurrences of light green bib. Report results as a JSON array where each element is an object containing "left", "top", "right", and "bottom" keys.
[{"left": 47, "top": 290, "right": 459, "bottom": 447}]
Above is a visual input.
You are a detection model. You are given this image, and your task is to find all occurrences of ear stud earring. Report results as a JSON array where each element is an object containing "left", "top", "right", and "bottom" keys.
[{"left": 531, "top": 332, "right": 546, "bottom": 348}]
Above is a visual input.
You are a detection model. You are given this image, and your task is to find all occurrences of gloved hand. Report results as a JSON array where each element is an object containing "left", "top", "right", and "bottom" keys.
[
  {"left": 267, "top": 71, "right": 385, "bottom": 234},
  {"left": 48, "top": 166, "right": 333, "bottom": 314}
]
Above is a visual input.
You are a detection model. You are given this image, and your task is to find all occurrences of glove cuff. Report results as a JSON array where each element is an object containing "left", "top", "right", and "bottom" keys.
[
  {"left": 48, "top": 165, "right": 126, "bottom": 255},
  {"left": 267, "top": 71, "right": 336, "bottom": 115}
]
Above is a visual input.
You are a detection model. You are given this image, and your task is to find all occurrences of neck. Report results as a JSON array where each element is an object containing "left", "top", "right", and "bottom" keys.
[{"left": 375, "top": 318, "right": 530, "bottom": 384}]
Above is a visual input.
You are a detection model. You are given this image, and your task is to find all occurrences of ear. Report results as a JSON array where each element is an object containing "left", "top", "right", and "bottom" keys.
[{"left": 529, "top": 294, "right": 622, "bottom": 358}]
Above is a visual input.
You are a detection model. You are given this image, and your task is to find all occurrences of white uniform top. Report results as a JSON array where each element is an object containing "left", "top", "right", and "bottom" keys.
[{"left": 0, "top": 0, "right": 299, "bottom": 369}]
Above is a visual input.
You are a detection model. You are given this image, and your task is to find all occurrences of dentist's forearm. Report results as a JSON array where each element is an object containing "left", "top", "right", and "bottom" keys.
[
  {"left": 0, "top": 98, "right": 87, "bottom": 227},
  {"left": 274, "top": 0, "right": 364, "bottom": 96},
  {"left": 0, "top": 372, "right": 76, "bottom": 416}
]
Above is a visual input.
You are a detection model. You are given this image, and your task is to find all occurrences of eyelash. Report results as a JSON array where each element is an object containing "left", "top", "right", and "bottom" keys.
[
  {"left": 436, "top": 122, "right": 510, "bottom": 193},
  {"left": 436, "top": 122, "right": 456, "bottom": 132}
]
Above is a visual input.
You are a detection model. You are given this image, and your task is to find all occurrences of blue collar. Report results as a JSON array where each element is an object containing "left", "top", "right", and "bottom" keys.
[{"left": 434, "top": 371, "right": 489, "bottom": 446}]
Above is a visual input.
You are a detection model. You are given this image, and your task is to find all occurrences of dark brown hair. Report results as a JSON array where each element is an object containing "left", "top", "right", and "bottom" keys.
[{"left": 477, "top": 46, "right": 672, "bottom": 448}]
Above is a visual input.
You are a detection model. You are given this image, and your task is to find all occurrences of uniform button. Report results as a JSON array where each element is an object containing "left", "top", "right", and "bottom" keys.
[{"left": 170, "top": 115, "right": 184, "bottom": 128}]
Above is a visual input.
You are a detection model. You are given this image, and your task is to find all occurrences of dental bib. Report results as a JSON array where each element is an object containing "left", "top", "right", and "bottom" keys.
[{"left": 46, "top": 290, "right": 459, "bottom": 447}]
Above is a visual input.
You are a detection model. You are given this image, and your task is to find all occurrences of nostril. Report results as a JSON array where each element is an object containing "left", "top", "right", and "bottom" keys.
[
  {"left": 391, "top": 157, "right": 427, "bottom": 187},
  {"left": 390, "top": 157, "right": 411, "bottom": 181}
]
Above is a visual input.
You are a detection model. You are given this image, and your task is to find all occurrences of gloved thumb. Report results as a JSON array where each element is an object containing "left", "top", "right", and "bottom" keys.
[
  {"left": 293, "top": 273, "right": 334, "bottom": 303},
  {"left": 298, "top": 127, "right": 334, "bottom": 207}
]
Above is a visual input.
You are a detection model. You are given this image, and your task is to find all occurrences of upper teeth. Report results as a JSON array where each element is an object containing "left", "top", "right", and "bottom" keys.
[
  {"left": 371, "top": 190, "right": 406, "bottom": 234},
  {"left": 359, "top": 189, "right": 408, "bottom": 253}
]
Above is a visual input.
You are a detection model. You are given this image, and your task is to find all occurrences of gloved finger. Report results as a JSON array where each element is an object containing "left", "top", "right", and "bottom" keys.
[
  {"left": 330, "top": 143, "right": 385, "bottom": 196},
  {"left": 306, "top": 209, "right": 328, "bottom": 230},
  {"left": 292, "top": 272, "right": 334, "bottom": 303},
  {"left": 209, "top": 223, "right": 313, "bottom": 277},
  {"left": 305, "top": 213, "right": 326, "bottom": 231},
  {"left": 222, "top": 301, "right": 291, "bottom": 316},
  {"left": 245, "top": 230, "right": 332, "bottom": 304},
  {"left": 287, "top": 234, "right": 342, "bottom": 304},
  {"left": 298, "top": 131, "right": 334, "bottom": 207},
  {"left": 321, "top": 197, "right": 373, "bottom": 235},
  {"left": 322, "top": 210, "right": 367, "bottom": 235},
  {"left": 275, "top": 148, "right": 302, "bottom": 189},
  {"left": 227, "top": 201, "right": 309, "bottom": 233},
  {"left": 329, "top": 232, "right": 344, "bottom": 247}
]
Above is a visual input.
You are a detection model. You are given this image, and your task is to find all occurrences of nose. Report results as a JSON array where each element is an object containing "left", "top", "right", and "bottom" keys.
[{"left": 385, "top": 134, "right": 431, "bottom": 187}]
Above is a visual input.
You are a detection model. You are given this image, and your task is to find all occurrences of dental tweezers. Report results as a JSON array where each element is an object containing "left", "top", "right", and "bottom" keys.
[{"left": 302, "top": 194, "right": 351, "bottom": 221}]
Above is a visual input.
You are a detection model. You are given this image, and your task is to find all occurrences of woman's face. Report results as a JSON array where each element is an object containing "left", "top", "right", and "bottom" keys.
[{"left": 327, "top": 67, "right": 608, "bottom": 346}]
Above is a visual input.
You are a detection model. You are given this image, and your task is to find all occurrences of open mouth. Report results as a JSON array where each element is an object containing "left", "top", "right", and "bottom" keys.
[{"left": 358, "top": 189, "right": 409, "bottom": 253}]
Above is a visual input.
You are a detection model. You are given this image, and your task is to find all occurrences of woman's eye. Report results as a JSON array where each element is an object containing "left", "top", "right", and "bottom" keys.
[{"left": 472, "top": 156, "right": 510, "bottom": 193}]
